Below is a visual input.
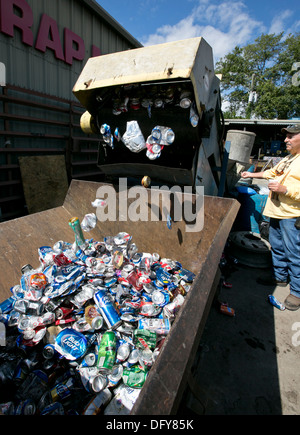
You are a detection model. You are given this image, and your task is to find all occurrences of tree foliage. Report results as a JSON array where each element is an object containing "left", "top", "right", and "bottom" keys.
[{"left": 215, "top": 32, "right": 300, "bottom": 119}]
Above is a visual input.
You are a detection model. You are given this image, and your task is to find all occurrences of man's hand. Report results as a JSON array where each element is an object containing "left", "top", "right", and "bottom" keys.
[
  {"left": 241, "top": 171, "right": 253, "bottom": 178},
  {"left": 268, "top": 180, "right": 287, "bottom": 194}
]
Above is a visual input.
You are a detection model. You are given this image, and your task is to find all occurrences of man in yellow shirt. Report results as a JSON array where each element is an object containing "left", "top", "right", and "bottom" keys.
[{"left": 241, "top": 124, "right": 300, "bottom": 311}]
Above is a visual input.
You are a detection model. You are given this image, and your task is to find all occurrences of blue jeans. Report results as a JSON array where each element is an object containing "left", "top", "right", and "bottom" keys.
[{"left": 269, "top": 217, "right": 300, "bottom": 297}]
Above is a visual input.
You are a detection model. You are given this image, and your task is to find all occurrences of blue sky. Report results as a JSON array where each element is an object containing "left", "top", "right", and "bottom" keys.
[{"left": 96, "top": 0, "right": 300, "bottom": 62}]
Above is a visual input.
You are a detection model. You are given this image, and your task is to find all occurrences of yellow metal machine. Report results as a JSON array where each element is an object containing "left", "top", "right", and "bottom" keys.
[{"left": 73, "top": 37, "right": 223, "bottom": 195}]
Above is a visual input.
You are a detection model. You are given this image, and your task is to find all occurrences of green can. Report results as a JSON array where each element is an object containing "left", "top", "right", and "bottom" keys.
[
  {"left": 134, "top": 329, "right": 157, "bottom": 350},
  {"left": 97, "top": 331, "right": 117, "bottom": 372},
  {"left": 122, "top": 366, "right": 148, "bottom": 389},
  {"left": 68, "top": 217, "right": 87, "bottom": 249}
]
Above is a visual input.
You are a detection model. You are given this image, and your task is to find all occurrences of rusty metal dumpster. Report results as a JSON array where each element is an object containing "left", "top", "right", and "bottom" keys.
[
  {"left": 0, "top": 37, "right": 239, "bottom": 415},
  {"left": 0, "top": 179, "right": 239, "bottom": 414}
]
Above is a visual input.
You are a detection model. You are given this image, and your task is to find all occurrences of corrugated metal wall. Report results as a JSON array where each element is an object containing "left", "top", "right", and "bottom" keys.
[
  {"left": 0, "top": 0, "right": 142, "bottom": 100},
  {"left": 0, "top": 0, "right": 142, "bottom": 221}
]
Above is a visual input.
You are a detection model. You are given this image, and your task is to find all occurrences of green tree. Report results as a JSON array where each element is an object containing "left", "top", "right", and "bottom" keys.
[{"left": 216, "top": 32, "right": 300, "bottom": 119}]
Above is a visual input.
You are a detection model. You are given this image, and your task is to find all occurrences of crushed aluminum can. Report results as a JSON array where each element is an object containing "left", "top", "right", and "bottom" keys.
[
  {"left": 71, "top": 285, "right": 96, "bottom": 308},
  {"left": 116, "top": 342, "right": 130, "bottom": 363},
  {"left": 22, "top": 328, "right": 36, "bottom": 341},
  {"left": 90, "top": 373, "right": 108, "bottom": 393},
  {"left": 122, "top": 365, "right": 148, "bottom": 389},
  {"left": 78, "top": 366, "right": 99, "bottom": 392},
  {"left": 179, "top": 91, "right": 192, "bottom": 108},
  {"left": 100, "top": 124, "right": 113, "bottom": 148},
  {"left": 114, "top": 232, "right": 131, "bottom": 245},
  {"left": 130, "top": 97, "right": 140, "bottom": 110},
  {"left": 112, "top": 250, "right": 124, "bottom": 269},
  {"left": 220, "top": 303, "right": 235, "bottom": 317},
  {"left": 180, "top": 98, "right": 192, "bottom": 109},
  {"left": 54, "top": 328, "right": 87, "bottom": 361},
  {"left": 14, "top": 399, "right": 36, "bottom": 415},
  {"left": 55, "top": 306, "right": 74, "bottom": 320},
  {"left": 268, "top": 295, "right": 285, "bottom": 311},
  {"left": 50, "top": 376, "right": 76, "bottom": 402},
  {"left": 163, "top": 294, "right": 185, "bottom": 318},
  {"left": 21, "top": 264, "right": 34, "bottom": 275},
  {"left": 96, "top": 331, "right": 117, "bottom": 372},
  {"left": 72, "top": 317, "right": 93, "bottom": 333},
  {"left": 134, "top": 329, "right": 157, "bottom": 351},
  {"left": 152, "top": 252, "right": 160, "bottom": 263},
  {"left": 125, "top": 348, "right": 140, "bottom": 367},
  {"left": 82, "top": 353, "right": 97, "bottom": 367},
  {"left": 104, "top": 383, "right": 141, "bottom": 415},
  {"left": 151, "top": 290, "right": 170, "bottom": 307},
  {"left": 139, "top": 301, "right": 161, "bottom": 317},
  {"left": 84, "top": 304, "right": 103, "bottom": 330},
  {"left": 139, "top": 348, "right": 154, "bottom": 368},
  {"left": 154, "top": 98, "right": 163, "bottom": 108},
  {"left": 42, "top": 343, "right": 56, "bottom": 359},
  {"left": 122, "top": 120, "right": 146, "bottom": 153},
  {"left": 40, "top": 402, "right": 64, "bottom": 415},
  {"left": 141, "top": 98, "right": 152, "bottom": 108},
  {"left": 126, "top": 270, "right": 143, "bottom": 291},
  {"left": 107, "top": 365, "right": 123, "bottom": 389},
  {"left": 0, "top": 401, "right": 15, "bottom": 415},
  {"left": 91, "top": 199, "right": 107, "bottom": 208},
  {"left": 82, "top": 388, "right": 112, "bottom": 415},
  {"left": 151, "top": 126, "right": 175, "bottom": 145},
  {"left": 81, "top": 213, "right": 97, "bottom": 232},
  {"left": 146, "top": 145, "right": 161, "bottom": 160},
  {"left": 190, "top": 102, "right": 199, "bottom": 127},
  {"left": 138, "top": 317, "right": 171, "bottom": 335},
  {"left": 94, "top": 290, "right": 121, "bottom": 330},
  {"left": 141, "top": 175, "right": 151, "bottom": 188},
  {"left": 178, "top": 267, "right": 196, "bottom": 283},
  {"left": 114, "top": 127, "right": 121, "bottom": 142},
  {"left": 143, "top": 282, "right": 156, "bottom": 294},
  {"left": 18, "top": 312, "right": 55, "bottom": 332},
  {"left": 14, "top": 299, "right": 44, "bottom": 316}
]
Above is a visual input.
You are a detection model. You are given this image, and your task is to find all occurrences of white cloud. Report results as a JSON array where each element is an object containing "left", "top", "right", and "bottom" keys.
[
  {"left": 144, "top": 15, "right": 201, "bottom": 46},
  {"left": 269, "top": 10, "right": 293, "bottom": 35},
  {"left": 269, "top": 10, "right": 300, "bottom": 37},
  {"left": 142, "top": 0, "right": 266, "bottom": 62}
]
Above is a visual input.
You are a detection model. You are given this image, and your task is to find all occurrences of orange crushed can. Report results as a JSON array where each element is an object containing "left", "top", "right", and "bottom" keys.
[
  {"left": 29, "top": 273, "right": 47, "bottom": 290},
  {"left": 220, "top": 303, "right": 235, "bottom": 317}
]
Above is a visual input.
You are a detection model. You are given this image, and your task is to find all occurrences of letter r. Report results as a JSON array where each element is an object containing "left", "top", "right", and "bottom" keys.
[{"left": 0, "top": 0, "right": 33, "bottom": 46}]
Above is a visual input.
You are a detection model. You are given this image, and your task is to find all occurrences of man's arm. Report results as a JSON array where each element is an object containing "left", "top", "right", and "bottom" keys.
[
  {"left": 241, "top": 171, "right": 288, "bottom": 195},
  {"left": 241, "top": 171, "right": 265, "bottom": 179}
]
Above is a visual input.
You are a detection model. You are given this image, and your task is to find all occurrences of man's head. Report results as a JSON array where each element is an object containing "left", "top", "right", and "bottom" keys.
[{"left": 282, "top": 125, "right": 300, "bottom": 155}]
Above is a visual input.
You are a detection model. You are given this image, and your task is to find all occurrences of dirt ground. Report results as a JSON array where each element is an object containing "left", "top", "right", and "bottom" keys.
[{"left": 179, "top": 262, "right": 300, "bottom": 415}]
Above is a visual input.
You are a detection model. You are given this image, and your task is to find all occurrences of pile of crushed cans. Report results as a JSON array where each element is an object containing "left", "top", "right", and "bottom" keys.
[
  {"left": 97, "top": 83, "right": 199, "bottom": 159},
  {"left": 0, "top": 215, "right": 195, "bottom": 415}
]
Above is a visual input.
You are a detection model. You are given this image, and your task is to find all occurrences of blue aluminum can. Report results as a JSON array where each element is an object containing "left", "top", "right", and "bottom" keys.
[
  {"left": 54, "top": 328, "right": 87, "bottom": 360},
  {"left": 0, "top": 296, "right": 16, "bottom": 314},
  {"left": 94, "top": 289, "right": 122, "bottom": 330},
  {"left": 268, "top": 295, "right": 285, "bottom": 311},
  {"left": 100, "top": 123, "right": 111, "bottom": 136}
]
